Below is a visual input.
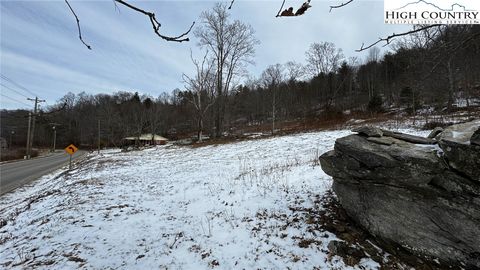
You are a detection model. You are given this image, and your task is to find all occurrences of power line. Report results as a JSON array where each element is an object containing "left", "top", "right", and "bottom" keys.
[
  {"left": 0, "top": 93, "right": 32, "bottom": 107},
  {"left": 0, "top": 74, "right": 38, "bottom": 97},
  {"left": 0, "top": 82, "right": 30, "bottom": 99}
]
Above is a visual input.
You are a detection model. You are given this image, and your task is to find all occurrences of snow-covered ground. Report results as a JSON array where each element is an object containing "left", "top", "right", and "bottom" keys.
[{"left": 0, "top": 128, "right": 428, "bottom": 269}]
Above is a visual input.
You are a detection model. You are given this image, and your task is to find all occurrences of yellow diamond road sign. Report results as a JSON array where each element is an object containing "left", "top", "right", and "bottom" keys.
[{"left": 65, "top": 144, "right": 78, "bottom": 155}]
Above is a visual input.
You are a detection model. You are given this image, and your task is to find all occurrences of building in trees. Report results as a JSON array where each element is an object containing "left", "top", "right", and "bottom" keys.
[{"left": 123, "top": 134, "right": 168, "bottom": 146}]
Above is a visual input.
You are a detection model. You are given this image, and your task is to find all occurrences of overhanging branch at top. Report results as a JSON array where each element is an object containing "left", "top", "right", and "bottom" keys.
[
  {"left": 329, "top": 0, "right": 354, "bottom": 12},
  {"left": 356, "top": 24, "right": 443, "bottom": 51},
  {"left": 65, "top": 0, "right": 195, "bottom": 50}
]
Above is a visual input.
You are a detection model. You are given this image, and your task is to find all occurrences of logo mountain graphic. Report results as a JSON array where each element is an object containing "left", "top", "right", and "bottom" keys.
[{"left": 394, "top": 0, "right": 474, "bottom": 11}]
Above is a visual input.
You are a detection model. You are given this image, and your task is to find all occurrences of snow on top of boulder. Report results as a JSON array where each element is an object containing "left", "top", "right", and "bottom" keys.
[{"left": 436, "top": 119, "right": 480, "bottom": 144}]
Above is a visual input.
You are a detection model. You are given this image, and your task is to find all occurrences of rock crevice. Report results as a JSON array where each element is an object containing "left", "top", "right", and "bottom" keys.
[{"left": 320, "top": 120, "right": 480, "bottom": 268}]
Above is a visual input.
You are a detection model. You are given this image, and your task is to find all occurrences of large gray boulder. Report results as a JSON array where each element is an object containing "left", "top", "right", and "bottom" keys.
[
  {"left": 352, "top": 126, "right": 383, "bottom": 137},
  {"left": 320, "top": 120, "right": 480, "bottom": 268},
  {"left": 436, "top": 120, "right": 480, "bottom": 181},
  {"left": 472, "top": 128, "right": 480, "bottom": 146}
]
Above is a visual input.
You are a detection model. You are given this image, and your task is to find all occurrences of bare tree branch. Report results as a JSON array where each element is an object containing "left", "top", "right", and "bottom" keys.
[
  {"left": 112, "top": 0, "right": 120, "bottom": 13},
  {"left": 66, "top": 0, "right": 195, "bottom": 49},
  {"left": 356, "top": 24, "right": 443, "bottom": 52},
  {"left": 114, "top": 0, "right": 195, "bottom": 43},
  {"left": 65, "top": 0, "right": 91, "bottom": 50},
  {"left": 294, "top": 0, "right": 312, "bottom": 16},
  {"left": 329, "top": 1, "right": 444, "bottom": 53},
  {"left": 40, "top": 102, "right": 68, "bottom": 115},
  {"left": 330, "top": 0, "right": 354, "bottom": 12},
  {"left": 228, "top": 0, "right": 235, "bottom": 10},
  {"left": 276, "top": 0, "right": 286, "bottom": 17},
  {"left": 276, "top": 0, "right": 312, "bottom": 17}
]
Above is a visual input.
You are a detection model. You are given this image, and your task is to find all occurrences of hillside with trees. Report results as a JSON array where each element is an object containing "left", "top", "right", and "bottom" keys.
[{"left": 1, "top": 20, "right": 479, "bottom": 150}]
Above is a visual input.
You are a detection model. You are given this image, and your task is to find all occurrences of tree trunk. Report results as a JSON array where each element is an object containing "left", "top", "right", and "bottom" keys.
[
  {"left": 272, "top": 88, "right": 276, "bottom": 135},
  {"left": 215, "top": 71, "right": 223, "bottom": 138},
  {"left": 198, "top": 115, "right": 204, "bottom": 142},
  {"left": 447, "top": 59, "right": 455, "bottom": 111}
]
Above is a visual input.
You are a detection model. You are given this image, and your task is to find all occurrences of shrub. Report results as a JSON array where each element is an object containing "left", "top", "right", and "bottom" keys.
[{"left": 0, "top": 148, "right": 39, "bottom": 162}]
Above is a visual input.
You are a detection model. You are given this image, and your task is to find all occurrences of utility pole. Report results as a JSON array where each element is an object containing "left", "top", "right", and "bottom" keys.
[
  {"left": 9, "top": 130, "right": 15, "bottom": 148},
  {"left": 52, "top": 126, "right": 57, "bottom": 152},
  {"left": 26, "top": 97, "right": 46, "bottom": 159},
  {"left": 98, "top": 120, "right": 101, "bottom": 154},
  {"left": 26, "top": 112, "right": 31, "bottom": 159},
  {"left": 49, "top": 123, "right": 60, "bottom": 153}
]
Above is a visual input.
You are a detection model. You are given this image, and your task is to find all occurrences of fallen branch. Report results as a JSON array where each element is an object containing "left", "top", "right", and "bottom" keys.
[{"left": 169, "top": 232, "right": 183, "bottom": 249}]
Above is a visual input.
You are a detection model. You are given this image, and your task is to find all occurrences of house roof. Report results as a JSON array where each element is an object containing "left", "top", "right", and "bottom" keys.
[{"left": 124, "top": 134, "right": 168, "bottom": 141}]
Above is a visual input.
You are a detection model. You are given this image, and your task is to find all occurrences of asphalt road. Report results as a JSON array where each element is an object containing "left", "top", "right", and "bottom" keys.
[{"left": 0, "top": 150, "right": 86, "bottom": 196}]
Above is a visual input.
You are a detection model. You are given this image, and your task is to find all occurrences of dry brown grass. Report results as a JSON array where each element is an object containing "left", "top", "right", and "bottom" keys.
[
  {"left": 189, "top": 113, "right": 353, "bottom": 148},
  {"left": 182, "top": 108, "right": 480, "bottom": 148}
]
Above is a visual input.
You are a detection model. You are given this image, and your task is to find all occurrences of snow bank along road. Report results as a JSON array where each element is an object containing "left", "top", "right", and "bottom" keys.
[{"left": 0, "top": 129, "right": 426, "bottom": 269}]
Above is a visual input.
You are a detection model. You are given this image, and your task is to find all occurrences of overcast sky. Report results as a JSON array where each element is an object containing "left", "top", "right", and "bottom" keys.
[{"left": 0, "top": 0, "right": 410, "bottom": 110}]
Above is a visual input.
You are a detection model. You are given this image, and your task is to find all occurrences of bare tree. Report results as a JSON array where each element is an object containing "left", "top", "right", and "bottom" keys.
[
  {"left": 285, "top": 61, "right": 305, "bottom": 82},
  {"left": 367, "top": 47, "right": 381, "bottom": 63},
  {"left": 363, "top": 47, "right": 381, "bottom": 100},
  {"left": 261, "top": 64, "right": 284, "bottom": 134},
  {"left": 433, "top": 26, "right": 466, "bottom": 111},
  {"left": 128, "top": 93, "right": 148, "bottom": 147},
  {"left": 144, "top": 96, "right": 163, "bottom": 144},
  {"left": 183, "top": 51, "right": 216, "bottom": 142},
  {"left": 194, "top": 3, "right": 259, "bottom": 137},
  {"left": 305, "top": 42, "right": 344, "bottom": 77}
]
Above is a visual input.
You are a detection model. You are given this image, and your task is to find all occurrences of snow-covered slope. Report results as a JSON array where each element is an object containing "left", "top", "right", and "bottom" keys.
[{"left": 0, "top": 129, "right": 426, "bottom": 269}]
